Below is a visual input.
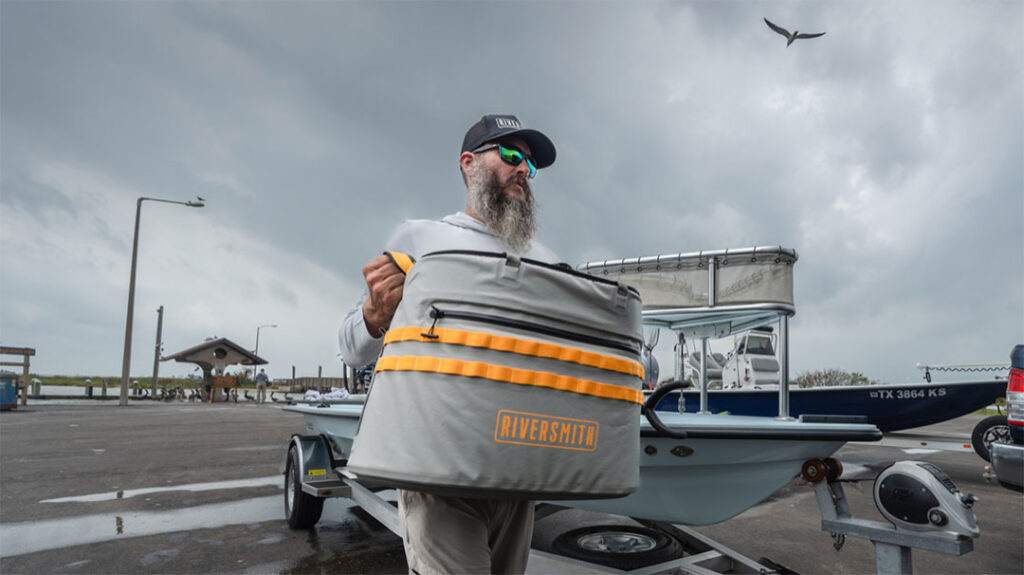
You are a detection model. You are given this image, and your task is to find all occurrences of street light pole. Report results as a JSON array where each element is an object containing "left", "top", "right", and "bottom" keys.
[
  {"left": 254, "top": 324, "right": 277, "bottom": 376},
  {"left": 119, "top": 196, "right": 205, "bottom": 406}
]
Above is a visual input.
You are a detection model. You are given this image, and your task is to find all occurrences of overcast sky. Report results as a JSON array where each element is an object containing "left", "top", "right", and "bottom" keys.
[{"left": 2, "top": 1, "right": 1021, "bottom": 384}]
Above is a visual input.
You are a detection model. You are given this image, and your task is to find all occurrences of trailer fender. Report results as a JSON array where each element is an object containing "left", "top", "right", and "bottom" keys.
[{"left": 282, "top": 434, "right": 336, "bottom": 485}]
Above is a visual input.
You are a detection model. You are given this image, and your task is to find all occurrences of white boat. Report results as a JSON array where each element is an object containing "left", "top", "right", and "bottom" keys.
[
  {"left": 661, "top": 323, "right": 1008, "bottom": 463},
  {"left": 284, "top": 398, "right": 880, "bottom": 525}
]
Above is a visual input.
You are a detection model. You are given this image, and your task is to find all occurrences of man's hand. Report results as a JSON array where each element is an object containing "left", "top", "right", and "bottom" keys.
[{"left": 361, "top": 254, "right": 406, "bottom": 337}]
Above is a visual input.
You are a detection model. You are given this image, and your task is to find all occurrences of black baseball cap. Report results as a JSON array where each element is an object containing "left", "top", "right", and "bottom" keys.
[{"left": 461, "top": 114, "right": 556, "bottom": 169}]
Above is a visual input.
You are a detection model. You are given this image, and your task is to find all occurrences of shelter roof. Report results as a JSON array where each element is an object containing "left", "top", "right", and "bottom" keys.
[{"left": 162, "top": 337, "right": 266, "bottom": 371}]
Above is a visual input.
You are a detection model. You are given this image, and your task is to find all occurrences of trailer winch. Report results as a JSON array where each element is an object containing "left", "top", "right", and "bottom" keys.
[
  {"left": 807, "top": 457, "right": 980, "bottom": 575},
  {"left": 874, "top": 461, "right": 979, "bottom": 537}
]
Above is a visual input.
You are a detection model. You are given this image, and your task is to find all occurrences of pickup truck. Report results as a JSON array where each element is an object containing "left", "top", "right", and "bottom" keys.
[{"left": 990, "top": 344, "right": 1023, "bottom": 491}]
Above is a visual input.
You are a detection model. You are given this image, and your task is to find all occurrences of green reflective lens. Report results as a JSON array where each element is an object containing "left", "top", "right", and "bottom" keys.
[
  {"left": 499, "top": 145, "right": 536, "bottom": 179},
  {"left": 499, "top": 146, "right": 522, "bottom": 164}
]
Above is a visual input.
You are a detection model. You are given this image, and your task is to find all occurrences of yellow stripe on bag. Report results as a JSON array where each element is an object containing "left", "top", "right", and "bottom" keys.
[
  {"left": 374, "top": 355, "right": 644, "bottom": 404},
  {"left": 383, "top": 326, "right": 644, "bottom": 379}
]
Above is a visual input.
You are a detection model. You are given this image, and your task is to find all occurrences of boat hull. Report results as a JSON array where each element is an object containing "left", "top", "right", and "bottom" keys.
[
  {"left": 653, "top": 379, "right": 1006, "bottom": 432},
  {"left": 283, "top": 403, "right": 879, "bottom": 525},
  {"left": 567, "top": 434, "right": 847, "bottom": 525}
]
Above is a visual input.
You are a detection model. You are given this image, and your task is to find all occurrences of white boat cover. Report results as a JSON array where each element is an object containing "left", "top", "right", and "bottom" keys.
[
  {"left": 347, "top": 250, "right": 644, "bottom": 499},
  {"left": 579, "top": 247, "right": 797, "bottom": 309}
]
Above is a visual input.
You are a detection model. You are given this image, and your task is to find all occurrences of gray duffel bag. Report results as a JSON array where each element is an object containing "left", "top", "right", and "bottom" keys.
[{"left": 347, "top": 250, "right": 645, "bottom": 500}]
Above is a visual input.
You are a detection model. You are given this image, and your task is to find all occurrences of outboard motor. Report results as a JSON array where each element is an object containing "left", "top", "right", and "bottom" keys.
[{"left": 874, "top": 461, "right": 979, "bottom": 538}]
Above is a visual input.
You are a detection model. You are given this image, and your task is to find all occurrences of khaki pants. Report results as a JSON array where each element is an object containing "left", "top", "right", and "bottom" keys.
[
  {"left": 256, "top": 385, "right": 266, "bottom": 403},
  {"left": 398, "top": 489, "right": 534, "bottom": 575}
]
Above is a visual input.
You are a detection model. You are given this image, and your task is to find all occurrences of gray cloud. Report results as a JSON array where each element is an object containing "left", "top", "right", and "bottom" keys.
[{"left": 2, "top": 1, "right": 1020, "bottom": 383}]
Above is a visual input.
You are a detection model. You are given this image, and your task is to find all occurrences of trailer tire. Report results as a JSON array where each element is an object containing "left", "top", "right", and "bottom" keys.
[
  {"left": 285, "top": 446, "right": 324, "bottom": 529},
  {"left": 551, "top": 525, "right": 682, "bottom": 570},
  {"left": 971, "top": 415, "right": 1010, "bottom": 462}
]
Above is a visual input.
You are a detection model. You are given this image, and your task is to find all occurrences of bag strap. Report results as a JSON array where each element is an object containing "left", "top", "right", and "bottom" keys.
[
  {"left": 375, "top": 355, "right": 644, "bottom": 405},
  {"left": 384, "top": 326, "right": 644, "bottom": 378}
]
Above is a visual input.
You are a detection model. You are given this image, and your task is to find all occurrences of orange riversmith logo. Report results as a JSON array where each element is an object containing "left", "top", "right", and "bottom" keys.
[{"left": 494, "top": 410, "right": 599, "bottom": 451}]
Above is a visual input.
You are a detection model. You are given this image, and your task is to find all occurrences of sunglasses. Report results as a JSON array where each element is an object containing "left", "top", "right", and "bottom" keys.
[{"left": 472, "top": 143, "right": 537, "bottom": 179}]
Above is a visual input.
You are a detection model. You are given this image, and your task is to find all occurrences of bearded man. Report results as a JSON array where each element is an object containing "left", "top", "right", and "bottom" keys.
[{"left": 338, "top": 114, "right": 558, "bottom": 574}]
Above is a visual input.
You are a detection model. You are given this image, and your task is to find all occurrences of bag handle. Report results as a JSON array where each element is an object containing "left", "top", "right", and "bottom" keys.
[
  {"left": 498, "top": 253, "right": 522, "bottom": 282},
  {"left": 384, "top": 251, "right": 415, "bottom": 275}
]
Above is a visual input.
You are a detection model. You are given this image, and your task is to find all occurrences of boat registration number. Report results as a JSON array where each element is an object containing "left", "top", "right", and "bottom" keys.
[{"left": 870, "top": 388, "right": 946, "bottom": 400}]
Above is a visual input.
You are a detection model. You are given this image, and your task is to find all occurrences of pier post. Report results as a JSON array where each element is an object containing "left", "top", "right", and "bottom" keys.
[
  {"left": 1, "top": 347, "right": 35, "bottom": 406},
  {"left": 21, "top": 361, "right": 29, "bottom": 405}
]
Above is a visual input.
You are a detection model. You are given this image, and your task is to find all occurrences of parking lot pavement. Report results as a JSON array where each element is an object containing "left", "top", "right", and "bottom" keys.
[
  {"left": 0, "top": 402, "right": 407, "bottom": 574},
  {"left": 1, "top": 404, "right": 1021, "bottom": 574}
]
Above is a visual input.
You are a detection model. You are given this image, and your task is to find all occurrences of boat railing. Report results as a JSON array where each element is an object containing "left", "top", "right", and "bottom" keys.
[{"left": 915, "top": 362, "right": 1010, "bottom": 382}]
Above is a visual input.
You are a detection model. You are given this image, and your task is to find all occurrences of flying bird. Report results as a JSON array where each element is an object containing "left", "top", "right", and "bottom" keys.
[{"left": 764, "top": 18, "right": 825, "bottom": 47}]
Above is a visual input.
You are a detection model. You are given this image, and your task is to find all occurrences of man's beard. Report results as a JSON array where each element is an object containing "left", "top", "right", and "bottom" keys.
[{"left": 467, "top": 166, "right": 537, "bottom": 253}]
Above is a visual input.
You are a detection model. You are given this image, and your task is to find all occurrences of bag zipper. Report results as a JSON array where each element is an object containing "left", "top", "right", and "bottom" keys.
[
  {"left": 420, "top": 249, "right": 640, "bottom": 294},
  {"left": 428, "top": 306, "right": 640, "bottom": 356}
]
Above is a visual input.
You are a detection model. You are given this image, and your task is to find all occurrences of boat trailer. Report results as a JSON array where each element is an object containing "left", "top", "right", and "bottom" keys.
[{"left": 283, "top": 434, "right": 979, "bottom": 574}]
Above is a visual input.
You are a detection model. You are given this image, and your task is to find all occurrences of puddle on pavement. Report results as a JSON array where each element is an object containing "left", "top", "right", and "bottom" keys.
[
  {"left": 40, "top": 475, "right": 284, "bottom": 503},
  {"left": 0, "top": 495, "right": 358, "bottom": 558}
]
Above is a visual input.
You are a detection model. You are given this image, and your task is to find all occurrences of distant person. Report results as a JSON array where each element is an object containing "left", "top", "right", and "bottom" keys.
[
  {"left": 338, "top": 114, "right": 558, "bottom": 574},
  {"left": 255, "top": 369, "right": 269, "bottom": 404}
]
